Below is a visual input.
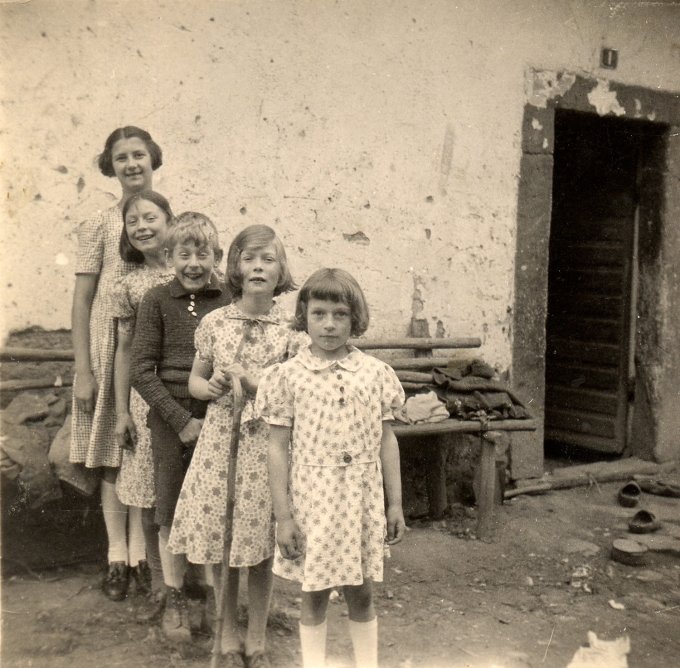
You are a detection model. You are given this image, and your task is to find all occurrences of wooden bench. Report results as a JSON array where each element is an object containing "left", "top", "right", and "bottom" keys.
[
  {"left": 350, "top": 337, "right": 537, "bottom": 539},
  {"left": 1, "top": 342, "right": 537, "bottom": 540}
]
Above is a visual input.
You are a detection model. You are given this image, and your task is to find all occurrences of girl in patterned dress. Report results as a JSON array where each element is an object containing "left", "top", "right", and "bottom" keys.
[
  {"left": 111, "top": 191, "right": 175, "bottom": 602},
  {"left": 168, "top": 224, "right": 307, "bottom": 667},
  {"left": 255, "top": 268, "right": 406, "bottom": 668},
  {"left": 69, "top": 127, "right": 164, "bottom": 602}
]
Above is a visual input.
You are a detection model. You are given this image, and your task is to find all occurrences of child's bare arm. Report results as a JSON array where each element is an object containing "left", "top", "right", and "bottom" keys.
[
  {"left": 113, "top": 322, "right": 136, "bottom": 450},
  {"left": 268, "top": 425, "right": 303, "bottom": 559},
  {"left": 72, "top": 274, "right": 99, "bottom": 414},
  {"left": 380, "top": 423, "right": 405, "bottom": 545},
  {"left": 189, "top": 356, "right": 226, "bottom": 400}
]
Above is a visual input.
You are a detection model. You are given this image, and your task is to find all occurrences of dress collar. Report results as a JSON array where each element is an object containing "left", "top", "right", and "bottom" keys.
[
  {"left": 296, "top": 344, "right": 363, "bottom": 372},
  {"left": 221, "top": 300, "right": 286, "bottom": 325},
  {"left": 169, "top": 273, "right": 224, "bottom": 298}
]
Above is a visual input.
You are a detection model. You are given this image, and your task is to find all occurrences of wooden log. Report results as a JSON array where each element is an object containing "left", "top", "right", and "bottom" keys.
[
  {"left": 376, "top": 357, "right": 455, "bottom": 370},
  {"left": 392, "top": 418, "right": 537, "bottom": 437},
  {"left": 0, "top": 378, "right": 72, "bottom": 392},
  {"left": 0, "top": 347, "right": 75, "bottom": 362},
  {"left": 476, "top": 437, "right": 498, "bottom": 541},
  {"left": 505, "top": 459, "right": 678, "bottom": 498},
  {"left": 396, "top": 370, "right": 433, "bottom": 383},
  {"left": 351, "top": 337, "right": 481, "bottom": 350}
]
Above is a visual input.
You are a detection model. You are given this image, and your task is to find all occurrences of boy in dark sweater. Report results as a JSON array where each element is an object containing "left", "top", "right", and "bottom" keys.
[{"left": 130, "top": 211, "right": 231, "bottom": 641}]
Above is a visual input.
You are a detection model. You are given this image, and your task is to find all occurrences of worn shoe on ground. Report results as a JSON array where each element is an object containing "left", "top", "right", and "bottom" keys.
[
  {"left": 130, "top": 559, "right": 152, "bottom": 596},
  {"left": 162, "top": 587, "right": 192, "bottom": 642},
  {"left": 135, "top": 587, "right": 166, "bottom": 624},
  {"left": 617, "top": 481, "right": 641, "bottom": 508},
  {"left": 102, "top": 561, "right": 129, "bottom": 601}
]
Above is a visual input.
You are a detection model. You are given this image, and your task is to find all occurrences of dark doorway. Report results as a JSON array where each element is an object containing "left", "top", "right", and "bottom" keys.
[{"left": 545, "top": 110, "right": 659, "bottom": 455}]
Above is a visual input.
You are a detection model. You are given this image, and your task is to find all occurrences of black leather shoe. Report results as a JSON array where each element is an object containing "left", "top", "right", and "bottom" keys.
[
  {"left": 102, "top": 561, "right": 129, "bottom": 601},
  {"left": 130, "top": 559, "right": 152, "bottom": 596}
]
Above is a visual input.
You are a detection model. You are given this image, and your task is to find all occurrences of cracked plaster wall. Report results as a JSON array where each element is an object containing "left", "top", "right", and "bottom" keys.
[{"left": 2, "top": 0, "right": 680, "bottom": 375}]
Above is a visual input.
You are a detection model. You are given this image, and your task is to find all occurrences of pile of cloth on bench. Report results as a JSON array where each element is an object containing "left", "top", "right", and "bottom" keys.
[{"left": 393, "top": 358, "right": 531, "bottom": 424}]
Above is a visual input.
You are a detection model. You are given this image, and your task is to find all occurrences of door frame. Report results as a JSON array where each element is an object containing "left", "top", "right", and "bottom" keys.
[{"left": 510, "top": 70, "right": 680, "bottom": 480}]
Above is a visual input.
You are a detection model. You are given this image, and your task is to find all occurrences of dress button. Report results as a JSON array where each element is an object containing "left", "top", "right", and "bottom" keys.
[
  {"left": 190, "top": 294, "right": 195, "bottom": 299},
  {"left": 187, "top": 305, "right": 194, "bottom": 312},
  {"left": 343, "top": 453, "right": 352, "bottom": 464}
]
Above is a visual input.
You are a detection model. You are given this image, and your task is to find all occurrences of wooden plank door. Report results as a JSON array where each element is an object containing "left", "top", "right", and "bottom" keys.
[{"left": 544, "top": 111, "right": 639, "bottom": 453}]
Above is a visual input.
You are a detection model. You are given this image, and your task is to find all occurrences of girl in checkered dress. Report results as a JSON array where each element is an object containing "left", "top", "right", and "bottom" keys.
[{"left": 69, "top": 127, "right": 164, "bottom": 601}]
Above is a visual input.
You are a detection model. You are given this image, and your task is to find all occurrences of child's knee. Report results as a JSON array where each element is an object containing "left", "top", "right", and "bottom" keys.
[
  {"left": 343, "top": 582, "right": 374, "bottom": 620},
  {"left": 301, "top": 589, "right": 332, "bottom": 625}
]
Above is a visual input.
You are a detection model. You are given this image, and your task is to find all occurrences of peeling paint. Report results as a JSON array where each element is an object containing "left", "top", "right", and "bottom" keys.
[
  {"left": 438, "top": 123, "right": 455, "bottom": 196},
  {"left": 54, "top": 253, "right": 69, "bottom": 266},
  {"left": 531, "top": 118, "right": 543, "bottom": 131},
  {"left": 411, "top": 275, "right": 426, "bottom": 317},
  {"left": 527, "top": 70, "right": 576, "bottom": 108},
  {"left": 542, "top": 137, "right": 549, "bottom": 149},
  {"left": 587, "top": 79, "right": 625, "bottom": 117},
  {"left": 342, "top": 231, "right": 370, "bottom": 245}
]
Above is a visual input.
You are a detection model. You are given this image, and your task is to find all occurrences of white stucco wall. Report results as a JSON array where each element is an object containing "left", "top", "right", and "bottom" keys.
[{"left": 2, "top": 0, "right": 680, "bottom": 370}]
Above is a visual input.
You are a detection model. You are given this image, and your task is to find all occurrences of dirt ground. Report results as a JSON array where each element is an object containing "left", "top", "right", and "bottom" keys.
[
  {"left": 3, "top": 476, "right": 680, "bottom": 668},
  {"left": 2, "top": 328, "right": 679, "bottom": 666}
]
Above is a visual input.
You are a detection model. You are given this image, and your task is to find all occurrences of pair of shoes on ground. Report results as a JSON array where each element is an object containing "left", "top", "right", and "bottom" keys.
[
  {"left": 102, "top": 560, "right": 153, "bottom": 602},
  {"left": 214, "top": 649, "right": 271, "bottom": 668},
  {"left": 617, "top": 481, "right": 662, "bottom": 533}
]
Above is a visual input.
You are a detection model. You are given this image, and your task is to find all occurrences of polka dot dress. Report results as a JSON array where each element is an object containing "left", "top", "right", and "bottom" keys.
[
  {"left": 168, "top": 301, "right": 309, "bottom": 566},
  {"left": 255, "top": 345, "right": 405, "bottom": 592}
]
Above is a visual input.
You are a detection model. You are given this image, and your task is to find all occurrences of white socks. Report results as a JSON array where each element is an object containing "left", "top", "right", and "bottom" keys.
[
  {"left": 300, "top": 617, "right": 377, "bottom": 667},
  {"left": 127, "top": 506, "right": 146, "bottom": 567},
  {"left": 300, "top": 620, "right": 327, "bottom": 668},
  {"left": 101, "top": 479, "right": 128, "bottom": 563},
  {"left": 349, "top": 617, "right": 378, "bottom": 668}
]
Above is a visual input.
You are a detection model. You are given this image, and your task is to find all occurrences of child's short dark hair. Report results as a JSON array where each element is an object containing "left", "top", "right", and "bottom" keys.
[
  {"left": 166, "top": 212, "right": 223, "bottom": 259},
  {"left": 98, "top": 126, "right": 163, "bottom": 177},
  {"left": 294, "top": 268, "right": 369, "bottom": 336},
  {"left": 226, "top": 224, "right": 296, "bottom": 298},
  {"left": 119, "top": 190, "right": 174, "bottom": 264}
]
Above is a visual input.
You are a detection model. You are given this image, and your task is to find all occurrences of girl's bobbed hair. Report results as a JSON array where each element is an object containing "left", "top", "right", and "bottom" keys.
[
  {"left": 166, "top": 212, "right": 224, "bottom": 262},
  {"left": 98, "top": 126, "right": 163, "bottom": 177},
  {"left": 119, "top": 190, "right": 174, "bottom": 264},
  {"left": 294, "top": 268, "right": 369, "bottom": 336},
  {"left": 226, "top": 224, "right": 296, "bottom": 298}
]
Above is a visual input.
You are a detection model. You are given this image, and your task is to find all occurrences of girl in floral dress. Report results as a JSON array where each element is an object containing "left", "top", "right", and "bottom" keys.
[
  {"left": 111, "top": 190, "right": 175, "bottom": 600},
  {"left": 255, "top": 268, "right": 406, "bottom": 668},
  {"left": 69, "top": 126, "right": 164, "bottom": 601},
  {"left": 168, "top": 224, "right": 307, "bottom": 667}
]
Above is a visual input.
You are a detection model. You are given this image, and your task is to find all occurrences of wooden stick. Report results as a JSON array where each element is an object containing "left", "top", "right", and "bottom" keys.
[
  {"left": 351, "top": 337, "right": 481, "bottom": 350},
  {"left": 0, "top": 378, "right": 72, "bottom": 392},
  {"left": 211, "top": 374, "right": 244, "bottom": 668},
  {"left": 396, "top": 370, "right": 433, "bottom": 383},
  {"left": 0, "top": 347, "right": 75, "bottom": 362},
  {"left": 476, "top": 432, "right": 497, "bottom": 541},
  {"left": 504, "top": 460, "right": 678, "bottom": 499},
  {"left": 376, "top": 357, "right": 456, "bottom": 370},
  {"left": 392, "top": 418, "right": 537, "bottom": 437}
]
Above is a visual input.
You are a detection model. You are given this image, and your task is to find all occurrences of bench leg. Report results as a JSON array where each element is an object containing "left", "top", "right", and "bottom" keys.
[
  {"left": 476, "top": 437, "right": 496, "bottom": 540},
  {"left": 424, "top": 438, "right": 448, "bottom": 519}
]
